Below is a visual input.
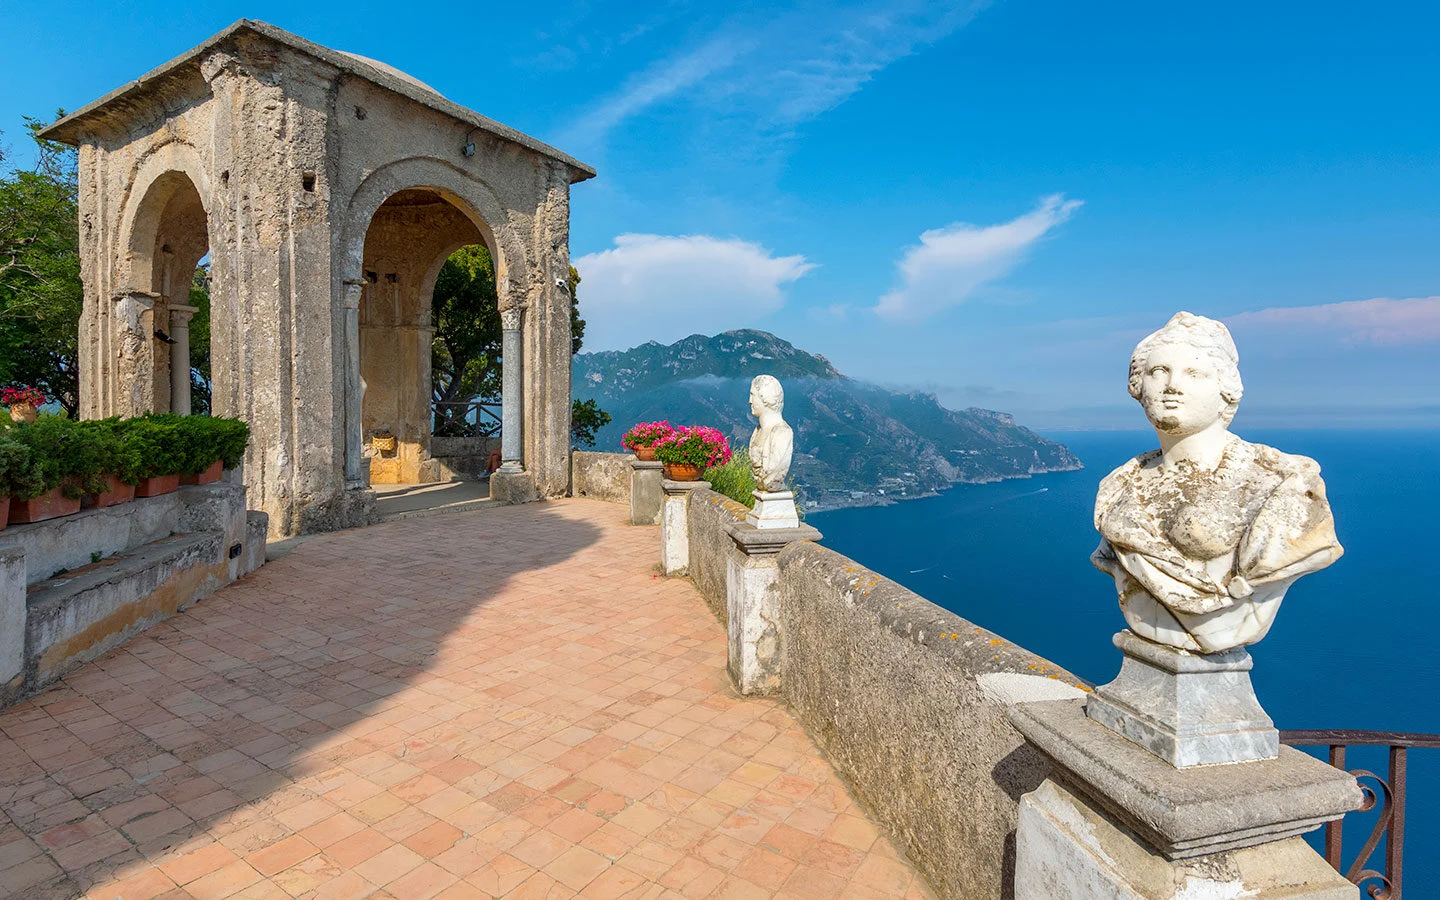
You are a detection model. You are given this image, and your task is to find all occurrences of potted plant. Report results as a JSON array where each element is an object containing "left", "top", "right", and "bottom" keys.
[
  {"left": 2, "top": 386, "right": 47, "bottom": 424},
  {"left": 83, "top": 418, "right": 142, "bottom": 508},
  {"left": 653, "top": 425, "right": 732, "bottom": 481},
  {"left": 622, "top": 421, "right": 673, "bottom": 461},
  {"left": 7, "top": 415, "right": 103, "bottom": 524},
  {"left": 0, "top": 435, "right": 43, "bottom": 532},
  {"left": 124, "top": 415, "right": 187, "bottom": 497},
  {"left": 178, "top": 416, "right": 249, "bottom": 484}
]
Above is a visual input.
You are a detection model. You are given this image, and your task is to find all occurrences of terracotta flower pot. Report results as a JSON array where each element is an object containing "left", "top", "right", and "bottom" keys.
[
  {"left": 180, "top": 459, "right": 223, "bottom": 485},
  {"left": 9, "top": 486, "right": 81, "bottom": 524},
  {"left": 8, "top": 402, "right": 36, "bottom": 424},
  {"left": 663, "top": 462, "right": 703, "bottom": 481},
  {"left": 135, "top": 473, "right": 180, "bottom": 498},
  {"left": 85, "top": 473, "right": 136, "bottom": 509},
  {"left": 634, "top": 445, "right": 657, "bottom": 461}
]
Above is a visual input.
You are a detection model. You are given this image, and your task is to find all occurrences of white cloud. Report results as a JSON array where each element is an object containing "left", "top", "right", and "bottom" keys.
[
  {"left": 1226, "top": 296, "right": 1440, "bottom": 345},
  {"left": 575, "top": 234, "right": 816, "bottom": 350},
  {"left": 562, "top": 1, "right": 989, "bottom": 152},
  {"left": 873, "top": 194, "right": 1083, "bottom": 320}
]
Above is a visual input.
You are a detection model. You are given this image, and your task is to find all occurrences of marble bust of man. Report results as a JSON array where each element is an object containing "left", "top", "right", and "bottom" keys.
[
  {"left": 1091, "top": 312, "right": 1343, "bottom": 654},
  {"left": 748, "top": 375, "right": 794, "bottom": 492}
]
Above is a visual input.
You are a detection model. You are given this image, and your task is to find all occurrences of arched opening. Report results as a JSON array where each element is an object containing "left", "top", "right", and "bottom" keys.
[
  {"left": 357, "top": 188, "right": 494, "bottom": 485},
  {"left": 124, "top": 170, "right": 211, "bottom": 416}
]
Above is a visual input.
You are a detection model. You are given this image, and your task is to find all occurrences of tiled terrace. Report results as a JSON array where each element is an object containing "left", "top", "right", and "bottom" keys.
[{"left": 0, "top": 499, "right": 932, "bottom": 899}]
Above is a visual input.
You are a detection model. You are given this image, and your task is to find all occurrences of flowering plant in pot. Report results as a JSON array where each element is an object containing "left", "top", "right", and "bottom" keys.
[
  {"left": 2, "top": 386, "right": 47, "bottom": 424},
  {"left": 653, "top": 425, "right": 732, "bottom": 481},
  {"left": 621, "top": 421, "right": 673, "bottom": 461}
]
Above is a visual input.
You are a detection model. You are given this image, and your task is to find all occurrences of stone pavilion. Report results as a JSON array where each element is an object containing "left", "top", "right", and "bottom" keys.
[{"left": 39, "top": 20, "right": 595, "bottom": 536}]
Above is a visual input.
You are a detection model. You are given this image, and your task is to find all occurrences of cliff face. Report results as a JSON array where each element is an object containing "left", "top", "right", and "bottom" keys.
[{"left": 575, "top": 330, "right": 1081, "bottom": 509}]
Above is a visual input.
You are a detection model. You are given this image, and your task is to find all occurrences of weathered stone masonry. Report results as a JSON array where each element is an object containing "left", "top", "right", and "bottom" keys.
[{"left": 41, "top": 20, "right": 595, "bottom": 536}]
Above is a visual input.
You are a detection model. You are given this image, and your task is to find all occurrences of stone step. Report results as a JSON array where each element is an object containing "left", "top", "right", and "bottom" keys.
[{"left": 21, "top": 531, "right": 224, "bottom": 696}]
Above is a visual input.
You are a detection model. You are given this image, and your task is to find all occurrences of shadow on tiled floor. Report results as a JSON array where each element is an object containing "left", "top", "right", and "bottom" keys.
[{"left": 0, "top": 499, "right": 932, "bottom": 899}]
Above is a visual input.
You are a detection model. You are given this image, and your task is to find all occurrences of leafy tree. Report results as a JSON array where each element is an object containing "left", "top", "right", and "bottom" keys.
[
  {"left": 430, "top": 245, "right": 605, "bottom": 446},
  {"left": 0, "top": 115, "right": 82, "bottom": 416},
  {"left": 570, "top": 398, "right": 611, "bottom": 449},
  {"left": 187, "top": 265, "right": 212, "bottom": 415}
]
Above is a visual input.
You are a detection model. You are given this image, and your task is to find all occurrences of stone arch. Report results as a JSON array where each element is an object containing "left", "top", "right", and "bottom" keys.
[
  {"left": 116, "top": 142, "right": 213, "bottom": 296},
  {"left": 340, "top": 156, "right": 521, "bottom": 307},
  {"left": 110, "top": 143, "right": 213, "bottom": 416}
]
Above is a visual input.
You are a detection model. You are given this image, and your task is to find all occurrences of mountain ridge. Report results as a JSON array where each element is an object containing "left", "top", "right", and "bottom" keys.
[{"left": 574, "top": 330, "right": 1082, "bottom": 511}]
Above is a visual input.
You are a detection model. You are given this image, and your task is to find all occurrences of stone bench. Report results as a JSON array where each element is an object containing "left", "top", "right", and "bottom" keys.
[{"left": 0, "top": 483, "right": 266, "bottom": 708}]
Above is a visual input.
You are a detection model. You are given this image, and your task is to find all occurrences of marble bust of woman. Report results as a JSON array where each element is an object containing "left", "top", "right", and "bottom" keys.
[{"left": 1091, "top": 312, "right": 1343, "bottom": 654}]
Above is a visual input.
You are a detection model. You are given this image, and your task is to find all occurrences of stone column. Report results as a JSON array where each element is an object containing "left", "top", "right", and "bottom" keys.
[
  {"left": 113, "top": 291, "right": 158, "bottom": 416},
  {"left": 629, "top": 460, "right": 664, "bottom": 526},
  {"left": 661, "top": 479, "right": 710, "bottom": 575},
  {"left": 167, "top": 305, "right": 199, "bottom": 416},
  {"left": 499, "top": 304, "right": 525, "bottom": 475},
  {"left": 0, "top": 544, "right": 25, "bottom": 701},
  {"left": 725, "top": 519, "right": 821, "bottom": 695},
  {"left": 342, "top": 281, "right": 364, "bottom": 487}
]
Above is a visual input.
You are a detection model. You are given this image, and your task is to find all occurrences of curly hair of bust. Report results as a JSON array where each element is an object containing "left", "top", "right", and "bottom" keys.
[
  {"left": 751, "top": 374, "right": 784, "bottom": 412},
  {"left": 1128, "top": 312, "right": 1243, "bottom": 419}
]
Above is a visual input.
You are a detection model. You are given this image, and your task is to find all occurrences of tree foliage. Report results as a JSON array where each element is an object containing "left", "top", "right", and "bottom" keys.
[
  {"left": 430, "top": 245, "right": 605, "bottom": 446},
  {"left": 0, "top": 115, "right": 83, "bottom": 416}
]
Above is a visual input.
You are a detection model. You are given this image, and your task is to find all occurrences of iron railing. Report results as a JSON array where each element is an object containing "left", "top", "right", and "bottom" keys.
[
  {"left": 432, "top": 399, "right": 501, "bottom": 438},
  {"left": 1280, "top": 729, "right": 1440, "bottom": 899}
]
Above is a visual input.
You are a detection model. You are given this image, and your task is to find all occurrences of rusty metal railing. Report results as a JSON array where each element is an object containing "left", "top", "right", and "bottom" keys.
[{"left": 1280, "top": 729, "right": 1440, "bottom": 899}]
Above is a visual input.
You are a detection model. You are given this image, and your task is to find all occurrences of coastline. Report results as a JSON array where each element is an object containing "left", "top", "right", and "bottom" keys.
[{"left": 801, "top": 459, "right": 1085, "bottom": 515}]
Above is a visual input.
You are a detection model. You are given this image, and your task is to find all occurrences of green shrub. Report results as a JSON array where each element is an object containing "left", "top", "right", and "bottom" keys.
[
  {"left": 81, "top": 418, "right": 146, "bottom": 485},
  {"left": 0, "top": 434, "right": 43, "bottom": 500},
  {"left": 121, "top": 414, "right": 188, "bottom": 479},
  {"left": 8, "top": 414, "right": 108, "bottom": 498},
  {"left": 703, "top": 450, "right": 757, "bottom": 509}
]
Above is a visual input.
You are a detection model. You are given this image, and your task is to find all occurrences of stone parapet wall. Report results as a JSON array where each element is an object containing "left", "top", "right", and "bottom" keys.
[
  {"left": 685, "top": 488, "right": 750, "bottom": 625},
  {"left": 776, "top": 542, "right": 1087, "bottom": 900},
  {"left": 571, "top": 452, "right": 633, "bottom": 505}
]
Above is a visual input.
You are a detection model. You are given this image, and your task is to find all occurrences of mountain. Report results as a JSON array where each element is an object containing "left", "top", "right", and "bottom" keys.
[{"left": 574, "top": 330, "right": 1082, "bottom": 511}]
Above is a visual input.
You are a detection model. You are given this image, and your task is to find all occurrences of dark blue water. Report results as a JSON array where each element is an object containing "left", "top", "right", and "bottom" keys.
[{"left": 809, "top": 429, "right": 1440, "bottom": 884}]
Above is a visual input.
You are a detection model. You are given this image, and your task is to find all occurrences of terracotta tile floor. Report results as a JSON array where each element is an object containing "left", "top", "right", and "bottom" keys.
[{"left": 0, "top": 499, "right": 934, "bottom": 899}]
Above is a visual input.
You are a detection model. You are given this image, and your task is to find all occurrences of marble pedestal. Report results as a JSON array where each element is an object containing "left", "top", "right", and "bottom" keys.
[
  {"left": 629, "top": 460, "right": 663, "bottom": 526},
  {"left": 1088, "top": 630, "right": 1278, "bottom": 768},
  {"left": 1009, "top": 699, "right": 1361, "bottom": 899},
  {"left": 724, "top": 520, "right": 821, "bottom": 695},
  {"left": 660, "top": 479, "right": 709, "bottom": 576},
  {"left": 748, "top": 490, "right": 799, "bottom": 529}
]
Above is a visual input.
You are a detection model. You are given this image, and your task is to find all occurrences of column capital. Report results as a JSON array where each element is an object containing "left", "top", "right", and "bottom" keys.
[
  {"left": 499, "top": 303, "right": 526, "bottom": 331},
  {"left": 168, "top": 304, "right": 200, "bottom": 326},
  {"left": 112, "top": 290, "right": 159, "bottom": 309},
  {"left": 341, "top": 280, "right": 364, "bottom": 311}
]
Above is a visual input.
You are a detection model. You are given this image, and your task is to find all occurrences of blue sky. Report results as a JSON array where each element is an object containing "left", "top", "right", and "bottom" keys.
[{"left": 4, "top": 1, "right": 1438, "bottom": 428}]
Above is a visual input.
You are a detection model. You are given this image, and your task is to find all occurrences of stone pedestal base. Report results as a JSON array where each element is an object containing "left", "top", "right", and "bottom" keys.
[
  {"left": 1088, "top": 630, "right": 1278, "bottom": 768},
  {"left": 1016, "top": 778, "right": 1356, "bottom": 899},
  {"left": 490, "top": 470, "right": 538, "bottom": 504},
  {"left": 748, "top": 490, "right": 799, "bottom": 529},
  {"left": 1009, "top": 700, "right": 1360, "bottom": 860},
  {"left": 661, "top": 479, "right": 710, "bottom": 576},
  {"left": 725, "top": 521, "right": 821, "bottom": 695},
  {"left": 630, "top": 460, "right": 663, "bottom": 526}
]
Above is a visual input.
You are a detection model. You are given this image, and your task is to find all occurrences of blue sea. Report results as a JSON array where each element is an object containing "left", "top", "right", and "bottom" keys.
[{"left": 809, "top": 429, "right": 1440, "bottom": 887}]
